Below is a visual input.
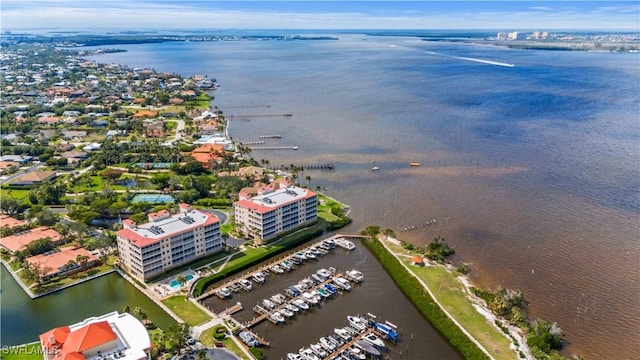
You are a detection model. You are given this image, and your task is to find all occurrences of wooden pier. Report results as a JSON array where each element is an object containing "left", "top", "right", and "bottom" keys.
[
  {"left": 249, "top": 146, "right": 298, "bottom": 151},
  {"left": 326, "top": 329, "right": 375, "bottom": 359},
  {"left": 219, "top": 302, "right": 243, "bottom": 316},
  {"left": 229, "top": 113, "right": 292, "bottom": 118},
  {"left": 259, "top": 134, "right": 282, "bottom": 139},
  {"left": 239, "top": 141, "right": 265, "bottom": 145}
]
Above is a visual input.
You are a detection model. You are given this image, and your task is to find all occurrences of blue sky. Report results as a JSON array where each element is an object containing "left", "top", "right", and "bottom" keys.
[{"left": 1, "top": 1, "right": 639, "bottom": 31}]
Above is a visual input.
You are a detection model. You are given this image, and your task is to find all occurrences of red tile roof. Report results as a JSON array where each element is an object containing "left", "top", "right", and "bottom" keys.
[
  {"left": 0, "top": 214, "right": 26, "bottom": 228},
  {"left": 40, "top": 326, "right": 71, "bottom": 349},
  {"left": 62, "top": 321, "right": 117, "bottom": 355},
  {"left": 26, "top": 246, "right": 98, "bottom": 277},
  {"left": 0, "top": 226, "right": 63, "bottom": 252}
]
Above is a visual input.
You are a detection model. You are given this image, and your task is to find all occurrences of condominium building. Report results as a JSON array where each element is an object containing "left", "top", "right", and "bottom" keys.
[
  {"left": 116, "top": 203, "right": 221, "bottom": 281},
  {"left": 234, "top": 179, "right": 318, "bottom": 244},
  {"left": 40, "top": 311, "right": 151, "bottom": 360}
]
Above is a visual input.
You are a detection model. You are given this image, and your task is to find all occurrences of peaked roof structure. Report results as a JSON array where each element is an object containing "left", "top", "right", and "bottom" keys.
[{"left": 63, "top": 321, "right": 117, "bottom": 354}]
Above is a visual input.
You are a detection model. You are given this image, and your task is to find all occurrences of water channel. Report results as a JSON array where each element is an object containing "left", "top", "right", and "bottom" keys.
[
  {"left": 202, "top": 240, "right": 462, "bottom": 360},
  {"left": 0, "top": 268, "right": 176, "bottom": 346}
]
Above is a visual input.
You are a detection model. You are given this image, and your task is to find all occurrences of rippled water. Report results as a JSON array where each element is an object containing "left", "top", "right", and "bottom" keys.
[{"left": 82, "top": 32, "right": 640, "bottom": 358}]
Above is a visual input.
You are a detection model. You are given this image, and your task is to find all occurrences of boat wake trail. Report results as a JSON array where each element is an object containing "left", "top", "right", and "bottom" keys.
[{"left": 424, "top": 50, "right": 515, "bottom": 67}]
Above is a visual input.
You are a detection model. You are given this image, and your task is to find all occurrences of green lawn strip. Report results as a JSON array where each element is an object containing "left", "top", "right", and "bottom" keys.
[
  {"left": 198, "top": 327, "right": 249, "bottom": 360},
  {"left": 34, "top": 265, "right": 115, "bottom": 294},
  {"left": 363, "top": 239, "right": 489, "bottom": 360},
  {"left": 318, "top": 211, "right": 339, "bottom": 222},
  {"left": 0, "top": 188, "right": 31, "bottom": 201},
  {"left": 0, "top": 342, "right": 43, "bottom": 360},
  {"left": 161, "top": 295, "right": 210, "bottom": 326},
  {"left": 403, "top": 260, "right": 515, "bottom": 360}
]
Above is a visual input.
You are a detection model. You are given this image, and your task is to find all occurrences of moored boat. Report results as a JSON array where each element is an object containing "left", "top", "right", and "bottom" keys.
[
  {"left": 270, "top": 311, "right": 285, "bottom": 323},
  {"left": 347, "top": 315, "right": 369, "bottom": 331},
  {"left": 239, "top": 278, "right": 253, "bottom": 291},
  {"left": 345, "top": 269, "right": 364, "bottom": 283},
  {"left": 216, "top": 287, "right": 231, "bottom": 298},
  {"left": 293, "top": 298, "right": 309, "bottom": 310},
  {"left": 239, "top": 331, "right": 259, "bottom": 347},
  {"left": 374, "top": 321, "right": 399, "bottom": 341},
  {"left": 252, "top": 272, "right": 266, "bottom": 284},
  {"left": 332, "top": 276, "right": 352, "bottom": 291},
  {"left": 362, "top": 332, "right": 386, "bottom": 347},
  {"left": 354, "top": 340, "right": 381, "bottom": 356},
  {"left": 334, "top": 327, "right": 352, "bottom": 341}
]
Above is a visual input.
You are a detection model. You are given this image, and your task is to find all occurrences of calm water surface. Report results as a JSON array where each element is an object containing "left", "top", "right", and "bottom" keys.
[{"left": 26, "top": 32, "right": 640, "bottom": 358}]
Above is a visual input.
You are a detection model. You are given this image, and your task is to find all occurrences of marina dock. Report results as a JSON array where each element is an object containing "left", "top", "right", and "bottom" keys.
[{"left": 249, "top": 146, "right": 298, "bottom": 151}]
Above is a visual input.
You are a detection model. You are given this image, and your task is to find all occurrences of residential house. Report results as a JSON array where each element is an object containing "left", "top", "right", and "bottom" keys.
[
  {"left": 0, "top": 155, "right": 32, "bottom": 163},
  {"left": 39, "top": 311, "right": 151, "bottom": 360},
  {"left": 25, "top": 245, "right": 99, "bottom": 280},
  {"left": 0, "top": 161, "right": 19, "bottom": 174},
  {"left": 0, "top": 226, "right": 63, "bottom": 253},
  {"left": 188, "top": 143, "right": 225, "bottom": 169},
  {"left": 0, "top": 214, "right": 26, "bottom": 229},
  {"left": 9, "top": 170, "right": 57, "bottom": 187},
  {"left": 62, "top": 130, "right": 88, "bottom": 140},
  {"left": 144, "top": 121, "right": 164, "bottom": 138}
]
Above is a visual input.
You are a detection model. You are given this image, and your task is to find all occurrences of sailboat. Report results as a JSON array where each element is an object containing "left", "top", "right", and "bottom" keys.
[{"left": 371, "top": 162, "right": 380, "bottom": 171}]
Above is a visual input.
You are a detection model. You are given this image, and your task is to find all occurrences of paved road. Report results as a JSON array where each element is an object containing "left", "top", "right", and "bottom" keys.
[{"left": 0, "top": 162, "right": 41, "bottom": 185}]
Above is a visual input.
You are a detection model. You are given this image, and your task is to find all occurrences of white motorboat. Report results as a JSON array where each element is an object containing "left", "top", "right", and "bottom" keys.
[
  {"left": 270, "top": 264, "right": 284, "bottom": 274},
  {"left": 347, "top": 346, "right": 367, "bottom": 360},
  {"left": 280, "top": 308, "right": 295, "bottom": 318},
  {"left": 287, "top": 353, "right": 304, "bottom": 360},
  {"left": 347, "top": 316, "right": 369, "bottom": 332},
  {"left": 285, "top": 302, "right": 299, "bottom": 312},
  {"left": 299, "top": 347, "right": 321, "bottom": 360},
  {"left": 332, "top": 276, "right": 352, "bottom": 291},
  {"left": 319, "top": 336, "right": 337, "bottom": 351},
  {"left": 281, "top": 260, "right": 294, "bottom": 270},
  {"left": 239, "top": 331, "right": 259, "bottom": 347},
  {"left": 294, "top": 252, "right": 307, "bottom": 261},
  {"left": 239, "top": 279, "right": 253, "bottom": 291},
  {"left": 345, "top": 269, "right": 364, "bottom": 283},
  {"left": 362, "top": 332, "right": 386, "bottom": 347},
  {"left": 310, "top": 343, "right": 328, "bottom": 358},
  {"left": 262, "top": 299, "right": 276, "bottom": 309},
  {"left": 304, "top": 250, "right": 317, "bottom": 259},
  {"left": 302, "top": 292, "right": 319, "bottom": 305},
  {"left": 293, "top": 298, "right": 309, "bottom": 310},
  {"left": 252, "top": 272, "right": 266, "bottom": 284},
  {"left": 334, "top": 327, "right": 352, "bottom": 341},
  {"left": 271, "top": 293, "right": 287, "bottom": 304},
  {"left": 216, "top": 287, "right": 231, "bottom": 298},
  {"left": 317, "top": 268, "right": 332, "bottom": 278},
  {"left": 311, "top": 273, "right": 325, "bottom": 283},
  {"left": 270, "top": 311, "right": 285, "bottom": 323},
  {"left": 336, "top": 238, "right": 356, "bottom": 250}
]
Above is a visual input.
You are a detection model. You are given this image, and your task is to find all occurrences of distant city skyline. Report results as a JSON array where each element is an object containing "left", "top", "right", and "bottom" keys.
[{"left": 1, "top": 1, "right": 639, "bottom": 31}]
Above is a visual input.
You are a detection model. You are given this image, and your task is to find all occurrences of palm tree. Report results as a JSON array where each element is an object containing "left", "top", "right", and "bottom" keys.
[
  {"left": 176, "top": 275, "right": 187, "bottom": 292},
  {"left": 305, "top": 175, "right": 311, "bottom": 187}
]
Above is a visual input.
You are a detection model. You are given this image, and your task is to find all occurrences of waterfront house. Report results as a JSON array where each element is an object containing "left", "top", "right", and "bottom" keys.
[
  {"left": 188, "top": 143, "right": 225, "bottom": 169},
  {"left": 25, "top": 245, "right": 99, "bottom": 280},
  {"left": 39, "top": 311, "right": 151, "bottom": 360},
  {"left": 0, "top": 214, "right": 26, "bottom": 229},
  {"left": 234, "top": 179, "right": 318, "bottom": 245},
  {"left": 0, "top": 161, "right": 19, "bottom": 174},
  {"left": 116, "top": 203, "right": 222, "bottom": 281},
  {"left": 0, "top": 226, "right": 63, "bottom": 253},
  {"left": 9, "top": 170, "right": 57, "bottom": 187}
]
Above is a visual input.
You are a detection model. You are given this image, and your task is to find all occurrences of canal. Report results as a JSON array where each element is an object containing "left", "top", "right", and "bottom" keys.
[
  {"left": 202, "top": 240, "right": 462, "bottom": 360},
  {"left": 0, "top": 267, "right": 176, "bottom": 346}
]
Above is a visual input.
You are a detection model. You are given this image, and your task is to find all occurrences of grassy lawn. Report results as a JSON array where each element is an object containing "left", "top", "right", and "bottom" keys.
[
  {"left": 198, "top": 327, "right": 249, "bottom": 360},
  {"left": 220, "top": 222, "right": 233, "bottom": 235},
  {"left": 164, "top": 121, "right": 178, "bottom": 130},
  {"left": 0, "top": 342, "right": 43, "bottom": 360},
  {"left": 318, "top": 211, "right": 339, "bottom": 222},
  {"left": 0, "top": 188, "right": 31, "bottom": 201},
  {"left": 35, "top": 265, "right": 115, "bottom": 294},
  {"left": 161, "top": 295, "right": 210, "bottom": 326},
  {"left": 403, "top": 259, "right": 515, "bottom": 360}
]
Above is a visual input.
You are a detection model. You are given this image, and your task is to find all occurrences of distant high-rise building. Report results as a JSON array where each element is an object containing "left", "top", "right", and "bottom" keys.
[
  {"left": 507, "top": 32, "right": 525, "bottom": 40},
  {"left": 496, "top": 32, "right": 508, "bottom": 40}
]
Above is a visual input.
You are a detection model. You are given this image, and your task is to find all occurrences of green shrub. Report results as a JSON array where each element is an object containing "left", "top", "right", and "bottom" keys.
[
  {"left": 213, "top": 326, "right": 227, "bottom": 340},
  {"left": 249, "top": 348, "right": 264, "bottom": 360}
]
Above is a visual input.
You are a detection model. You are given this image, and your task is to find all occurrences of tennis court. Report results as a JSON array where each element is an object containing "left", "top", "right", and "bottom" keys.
[{"left": 130, "top": 194, "right": 175, "bottom": 204}]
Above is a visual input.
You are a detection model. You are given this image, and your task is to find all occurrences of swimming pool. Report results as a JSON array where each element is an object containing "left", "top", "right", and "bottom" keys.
[{"left": 169, "top": 274, "right": 194, "bottom": 289}]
